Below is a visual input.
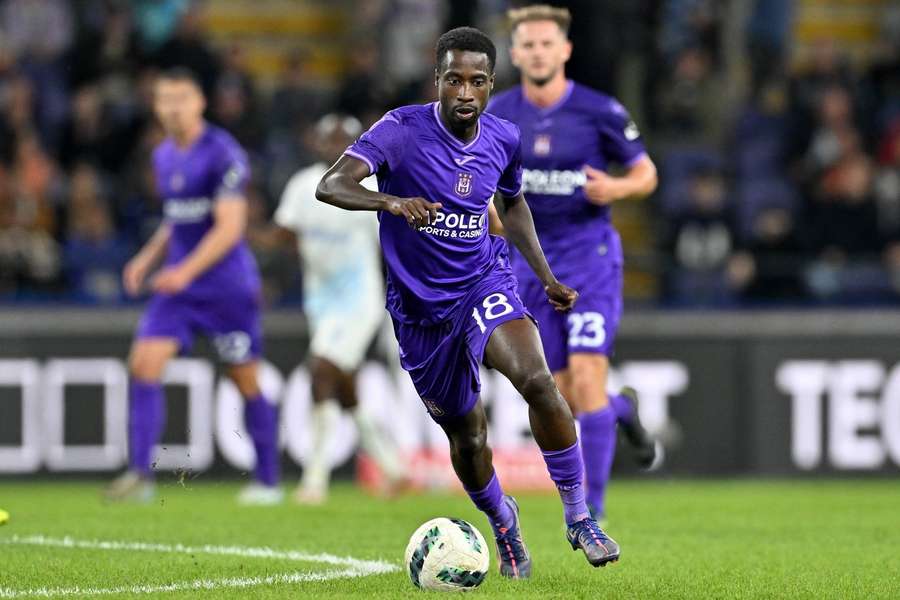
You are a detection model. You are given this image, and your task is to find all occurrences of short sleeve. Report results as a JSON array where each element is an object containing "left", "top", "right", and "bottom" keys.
[
  {"left": 344, "top": 111, "right": 407, "bottom": 176},
  {"left": 497, "top": 134, "right": 523, "bottom": 197},
  {"left": 214, "top": 140, "right": 251, "bottom": 199},
  {"left": 599, "top": 99, "right": 647, "bottom": 167}
]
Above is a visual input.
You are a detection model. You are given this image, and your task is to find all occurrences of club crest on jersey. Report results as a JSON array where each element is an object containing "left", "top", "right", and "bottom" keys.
[
  {"left": 455, "top": 172, "right": 473, "bottom": 198},
  {"left": 170, "top": 172, "right": 185, "bottom": 192},
  {"left": 422, "top": 398, "right": 445, "bottom": 417},
  {"left": 533, "top": 134, "right": 552, "bottom": 156}
]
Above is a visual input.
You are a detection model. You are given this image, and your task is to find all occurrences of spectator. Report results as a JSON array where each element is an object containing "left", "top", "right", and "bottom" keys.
[
  {"left": 663, "top": 166, "right": 743, "bottom": 306},
  {"left": 62, "top": 164, "right": 131, "bottom": 303},
  {"left": 149, "top": 2, "right": 220, "bottom": 95}
]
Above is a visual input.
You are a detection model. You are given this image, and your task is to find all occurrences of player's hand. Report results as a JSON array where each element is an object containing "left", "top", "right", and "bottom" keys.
[
  {"left": 386, "top": 196, "right": 443, "bottom": 229},
  {"left": 123, "top": 256, "right": 152, "bottom": 297},
  {"left": 545, "top": 280, "right": 578, "bottom": 312},
  {"left": 583, "top": 165, "right": 625, "bottom": 205},
  {"left": 151, "top": 265, "right": 194, "bottom": 295}
]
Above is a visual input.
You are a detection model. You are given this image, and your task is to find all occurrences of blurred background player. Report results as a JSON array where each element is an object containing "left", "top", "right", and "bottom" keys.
[
  {"left": 488, "top": 5, "right": 659, "bottom": 523},
  {"left": 272, "top": 113, "right": 406, "bottom": 504},
  {"left": 105, "top": 68, "right": 281, "bottom": 505}
]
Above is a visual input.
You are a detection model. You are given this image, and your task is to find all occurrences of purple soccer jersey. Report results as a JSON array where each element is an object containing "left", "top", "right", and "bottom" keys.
[
  {"left": 154, "top": 124, "right": 260, "bottom": 299},
  {"left": 136, "top": 124, "right": 263, "bottom": 364},
  {"left": 488, "top": 81, "right": 647, "bottom": 369},
  {"left": 346, "top": 102, "right": 522, "bottom": 326},
  {"left": 345, "top": 103, "right": 529, "bottom": 420}
]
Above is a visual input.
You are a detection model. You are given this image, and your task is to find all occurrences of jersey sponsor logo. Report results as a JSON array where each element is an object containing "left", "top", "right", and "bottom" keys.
[
  {"left": 522, "top": 169, "right": 587, "bottom": 196},
  {"left": 164, "top": 197, "right": 213, "bottom": 223},
  {"left": 455, "top": 172, "right": 473, "bottom": 198},
  {"left": 417, "top": 210, "right": 486, "bottom": 239},
  {"left": 533, "top": 134, "right": 552, "bottom": 156},
  {"left": 454, "top": 156, "right": 476, "bottom": 167},
  {"left": 624, "top": 120, "right": 640, "bottom": 141}
]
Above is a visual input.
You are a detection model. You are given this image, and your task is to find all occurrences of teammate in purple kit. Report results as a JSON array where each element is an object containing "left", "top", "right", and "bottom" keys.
[
  {"left": 104, "top": 69, "right": 282, "bottom": 505},
  {"left": 488, "top": 5, "right": 660, "bottom": 523},
  {"left": 317, "top": 27, "right": 618, "bottom": 577}
]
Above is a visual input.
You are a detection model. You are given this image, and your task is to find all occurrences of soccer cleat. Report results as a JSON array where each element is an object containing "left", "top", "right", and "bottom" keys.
[
  {"left": 237, "top": 483, "right": 285, "bottom": 506},
  {"left": 375, "top": 475, "right": 415, "bottom": 500},
  {"left": 293, "top": 484, "right": 327, "bottom": 506},
  {"left": 494, "top": 496, "right": 532, "bottom": 579},
  {"left": 104, "top": 471, "right": 156, "bottom": 503},
  {"left": 587, "top": 503, "right": 609, "bottom": 530},
  {"left": 567, "top": 517, "right": 620, "bottom": 567},
  {"left": 618, "top": 387, "right": 660, "bottom": 470},
  {"left": 0, "top": 508, "right": 8, "bottom": 525}
]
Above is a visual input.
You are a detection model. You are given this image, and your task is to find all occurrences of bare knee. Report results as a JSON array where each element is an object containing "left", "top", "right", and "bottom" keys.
[
  {"left": 450, "top": 428, "right": 489, "bottom": 461},
  {"left": 517, "top": 369, "right": 558, "bottom": 404},
  {"left": 569, "top": 355, "right": 609, "bottom": 412},
  {"left": 227, "top": 363, "right": 261, "bottom": 399},
  {"left": 129, "top": 341, "right": 176, "bottom": 382}
]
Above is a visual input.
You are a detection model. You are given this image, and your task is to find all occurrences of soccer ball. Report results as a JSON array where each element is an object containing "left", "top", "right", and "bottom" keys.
[{"left": 404, "top": 517, "right": 490, "bottom": 591}]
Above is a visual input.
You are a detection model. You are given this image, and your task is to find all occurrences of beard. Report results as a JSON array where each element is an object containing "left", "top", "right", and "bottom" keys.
[{"left": 526, "top": 66, "right": 559, "bottom": 87}]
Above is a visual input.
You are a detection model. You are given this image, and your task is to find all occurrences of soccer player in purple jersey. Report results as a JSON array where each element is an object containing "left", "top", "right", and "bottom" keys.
[
  {"left": 487, "top": 5, "right": 660, "bottom": 523},
  {"left": 317, "top": 27, "right": 618, "bottom": 576},
  {"left": 104, "top": 69, "right": 282, "bottom": 505}
]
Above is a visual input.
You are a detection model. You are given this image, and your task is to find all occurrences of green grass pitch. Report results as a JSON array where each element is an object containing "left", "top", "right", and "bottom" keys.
[{"left": 1, "top": 479, "right": 898, "bottom": 599}]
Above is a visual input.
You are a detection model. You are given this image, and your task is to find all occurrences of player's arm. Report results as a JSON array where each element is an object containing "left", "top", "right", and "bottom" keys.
[
  {"left": 316, "top": 155, "right": 442, "bottom": 228},
  {"left": 487, "top": 202, "right": 505, "bottom": 236},
  {"left": 583, "top": 155, "right": 657, "bottom": 205},
  {"left": 493, "top": 191, "right": 577, "bottom": 311},
  {"left": 153, "top": 197, "right": 246, "bottom": 294},
  {"left": 123, "top": 223, "right": 171, "bottom": 297}
]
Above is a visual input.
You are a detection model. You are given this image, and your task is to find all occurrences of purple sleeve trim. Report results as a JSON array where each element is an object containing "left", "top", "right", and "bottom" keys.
[
  {"left": 499, "top": 185, "right": 523, "bottom": 198},
  {"left": 624, "top": 151, "right": 649, "bottom": 169},
  {"left": 343, "top": 149, "right": 376, "bottom": 175}
]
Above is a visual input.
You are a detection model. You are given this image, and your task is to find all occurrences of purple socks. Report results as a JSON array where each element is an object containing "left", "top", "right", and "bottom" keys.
[
  {"left": 609, "top": 392, "right": 635, "bottom": 426},
  {"left": 244, "top": 395, "right": 280, "bottom": 487},
  {"left": 578, "top": 406, "right": 617, "bottom": 518},
  {"left": 541, "top": 442, "right": 591, "bottom": 525},
  {"left": 128, "top": 379, "right": 166, "bottom": 477},
  {"left": 466, "top": 472, "right": 515, "bottom": 536}
]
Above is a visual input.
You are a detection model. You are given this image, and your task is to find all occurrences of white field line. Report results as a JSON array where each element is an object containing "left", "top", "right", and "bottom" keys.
[
  {"left": 1, "top": 534, "right": 397, "bottom": 573},
  {"left": 0, "top": 568, "right": 368, "bottom": 598},
  {"left": 0, "top": 534, "right": 400, "bottom": 599}
]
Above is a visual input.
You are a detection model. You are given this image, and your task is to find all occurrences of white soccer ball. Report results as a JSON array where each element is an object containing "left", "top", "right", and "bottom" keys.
[{"left": 404, "top": 517, "right": 490, "bottom": 591}]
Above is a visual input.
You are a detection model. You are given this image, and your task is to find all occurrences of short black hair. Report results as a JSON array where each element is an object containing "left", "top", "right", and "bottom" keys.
[
  {"left": 435, "top": 27, "right": 497, "bottom": 73},
  {"left": 158, "top": 67, "right": 204, "bottom": 92}
]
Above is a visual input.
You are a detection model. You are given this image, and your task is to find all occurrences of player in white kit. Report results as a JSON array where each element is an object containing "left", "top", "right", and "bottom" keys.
[{"left": 274, "top": 114, "right": 406, "bottom": 504}]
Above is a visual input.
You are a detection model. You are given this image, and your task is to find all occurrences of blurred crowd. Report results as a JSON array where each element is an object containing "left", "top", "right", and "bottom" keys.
[{"left": 0, "top": 0, "right": 897, "bottom": 307}]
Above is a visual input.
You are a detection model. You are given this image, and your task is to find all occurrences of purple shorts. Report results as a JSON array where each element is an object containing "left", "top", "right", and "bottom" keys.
[
  {"left": 518, "top": 265, "right": 622, "bottom": 373},
  {"left": 392, "top": 274, "right": 530, "bottom": 423},
  {"left": 136, "top": 292, "right": 263, "bottom": 365}
]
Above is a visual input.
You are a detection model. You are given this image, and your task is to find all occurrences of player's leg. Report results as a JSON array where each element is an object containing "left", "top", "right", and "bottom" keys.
[
  {"left": 568, "top": 353, "right": 617, "bottom": 520},
  {"left": 609, "top": 386, "right": 659, "bottom": 469},
  {"left": 484, "top": 317, "right": 620, "bottom": 567},
  {"left": 296, "top": 355, "right": 343, "bottom": 504},
  {"left": 393, "top": 313, "right": 530, "bottom": 578},
  {"left": 205, "top": 293, "right": 281, "bottom": 504},
  {"left": 105, "top": 337, "right": 178, "bottom": 502},
  {"left": 333, "top": 362, "right": 407, "bottom": 496},
  {"left": 438, "top": 401, "right": 531, "bottom": 579},
  {"left": 226, "top": 360, "right": 283, "bottom": 505}
]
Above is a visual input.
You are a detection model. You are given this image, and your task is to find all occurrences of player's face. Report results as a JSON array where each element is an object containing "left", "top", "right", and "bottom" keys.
[
  {"left": 153, "top": 79, "right": 205, "bottom": 137},
  {"left": 510, "top": 20, "right": 572, "bottom": 86},
  {"left": 435, "top": 50, "right": 494, "bottom": 130}
]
